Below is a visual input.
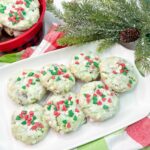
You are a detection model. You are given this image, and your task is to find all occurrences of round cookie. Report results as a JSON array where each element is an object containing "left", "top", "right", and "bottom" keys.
[
  {"left": 0, "top": 0, "right": 40, "bottom": 31},
  {"left": 70, "top": 52, "right": 100, "bottom": 82},
  {"left": 100, "top": 57, "right": 138, "bottom": 92},
  {"left": 44, "top": 93, "right": 86, "bottom": 134},
  {"left": 79, "top": 81, "right": 119, "bottom": 121},
  {"left": 7, "top": 70, "right": 46, "bottom": 105},
  {"left": 11, "top": 104, "right": 49, "bottom": 145},
  {"left": 40, "top": 64, "right": 75, "bottom": 94}
]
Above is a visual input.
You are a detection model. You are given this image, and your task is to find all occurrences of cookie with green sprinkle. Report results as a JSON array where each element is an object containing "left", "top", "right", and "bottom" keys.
[
  {"left": 11, "top": 104, "right": 49, "bottom": 145},
  {"left": 79, "top": 81, "right": 119, "bottom": 121},
  {"left": 40, "top": 64, "right": 75, "bottom": 94},
  {"left": 7, "top": 70, "right": 46, "bottom": 105},
  {"left": 70, "top": 52, "right": 100, "bottom": 82},
  {"left": 100, "top": 57, "right": 138, "bottom": 93},
  {"left": 0, "top": 0, "right": 40, "bottom": 31},
  {"left": 44, "top": 92, "right": 86, "bottom": 134}
]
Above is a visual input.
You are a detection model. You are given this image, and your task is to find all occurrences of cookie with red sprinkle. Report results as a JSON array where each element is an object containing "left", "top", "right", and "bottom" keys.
[
  {"left": 44, "top": 92, "right": 86, "bottom": 134},
  {"left": 79, "top": 81, "right": 119, "bottom": 121},
  {"left": 70, "top": 52, "right": 100, "bottom": 82},
  {"left": 11, "top": 104, "right": 49, "bottom": 145},
  {"left": 100, "top": 57, "right": 138, "bottom": 92},
  {"left": 40, "top": 64, "right": 75, "bottom": 94},
  {"left": 0, "top": 0, "right": 40, "bottom": 31},
  {"left": 7, "top": 70, "right": 46, "bottom": 105}
]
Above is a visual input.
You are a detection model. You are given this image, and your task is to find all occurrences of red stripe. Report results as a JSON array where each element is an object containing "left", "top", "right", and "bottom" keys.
[{"left": 126, "top": 117, "right": 150, "bottom": 147}]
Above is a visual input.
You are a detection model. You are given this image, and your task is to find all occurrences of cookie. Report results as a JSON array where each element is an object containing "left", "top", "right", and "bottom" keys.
[
  {"left": 40, "top": 64, "right": 75, "bottom": 94},
  {"left": 0, "top": 0, "right": 40, "bottom": 31},
  {"left": 44, "top": 93, "right": 86, "bottom": 134},
  {"left": 7, "top": 70, "right": 47, "bottom": 105},
  {"left": 100, "top": 57, "right": 138, "bottom": 92},
  {"left": 70, "top": 52, "right": 100, "bottom": 82},
  {"left": 78, "top": 81, "right": 119, "bottom": 121},
  {"left": 11, "top": 104, "right": 49, "bottom": 145}
]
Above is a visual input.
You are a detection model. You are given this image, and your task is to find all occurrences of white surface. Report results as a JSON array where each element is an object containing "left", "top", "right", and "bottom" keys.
[
  {"left": 0, "top": 41, "right": 150, "bottom": 150},
  {"left": 105, "top": 132, "right": 143, "bottom": 150}
]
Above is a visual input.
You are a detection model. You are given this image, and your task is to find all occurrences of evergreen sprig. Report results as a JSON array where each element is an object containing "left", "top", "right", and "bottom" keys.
[{"left": 47, "top": 0, "right": 150, "bottom": 76}]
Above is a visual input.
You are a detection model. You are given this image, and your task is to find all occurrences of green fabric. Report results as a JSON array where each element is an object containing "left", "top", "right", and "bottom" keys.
[{"left": 77, "top": 138, "right": 108, "bottom": 150}]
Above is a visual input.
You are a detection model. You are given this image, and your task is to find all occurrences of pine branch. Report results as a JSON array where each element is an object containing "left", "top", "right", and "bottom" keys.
[
  {"left": 135, "top": 36, "right": 150, "bottom": 76},
  {"left": 97, "top": 38, "right": 116, "bottom": 52}
]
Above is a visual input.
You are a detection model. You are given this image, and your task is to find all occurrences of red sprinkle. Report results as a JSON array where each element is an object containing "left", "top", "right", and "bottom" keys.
[
  {"left": 120, "top": 63, "right": 126, "bottom": 67},
  {"left": 62, "top": 105, "right": 67, "bottom": 111},
  {"left": 86, "top": 98, "right": 91, "bottom": 104},
  {"left": 76, "top": 99, "right": 79, "bottom": 104},
  {"left": 27, "top": 121, "right": 31, "bottom": 126},
  {"left": 63, "top": 74, "right": 70, "bottom": 78},
  {"left": 34, "top": 74, "right": 40, "bottom": 78},
  {"left": 68, "top": 96, "right": 72, "bottom": 100},
  {"left": 128, "top": 83, "right": 131, "bottom": 88},
  {"left": 108, "top": 98, "right": 112, "bottom": 103},
  {"left": 93, "top": 93, "right": 97, "bottom": 97},
  {"left": 57, "top": 100, "right": 64, "bottom": 105},
  {"left": 22, "top": 72, "right": 26, "bottom": 75},
  {"left": 51, "top": 76, "right": 55, "bottom": 79},
  {"left": 97, "top": 101, "right": 102, "bottom": 105},
  {"left": 47, "top": 101, "right": 52, "bottom": 105},
  {"left": 86, "top": 94, "right": 91, "bottom": 98},
  {"left": 80, "top": 53, "right": 84, "bottom": 56},
  {"left": 28, "top": 79, "right": 33, "bottom": 84},
  {"left": 96, "top": 90, "right": 102, "bottom": 96},
  {"left": 66, "top": 122, "right": 71, "bottom": 128},
  {"left": 75, "top": 61, "right": 80, "bottom": 65},
  {"left": 104, "top": 84, "right": 109, "bottom": 90},
  {"left": 113, "top": 70, "right": 117, "bottom": 74},
  {"left": 29, "top": 111, "right": 34, "bottom": 116},
  {"left": 54, "top": 111, "right": 60, "bottom": 117},
  {"left": 24, "top": 115, "right": 28, "bottom": 120},
  {"left": 120, "top": 69, "right": 124, "bottom": 73},
  {"left": 57, "top": 70, "right": 63, "bottom": 75},
  {"left": 102, "top": 98, "right": 106, "bottom": 102},
  {"left": 75, "top": 108, "right": 79, "bottom": 113}
]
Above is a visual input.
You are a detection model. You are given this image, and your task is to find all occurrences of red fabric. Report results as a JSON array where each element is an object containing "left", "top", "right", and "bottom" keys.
[
  {"left": 126, "top": 117, "right": 150, "bottom": 147},
  {"left": 21, "top": 24, "right": 65, "bottom": 59}
]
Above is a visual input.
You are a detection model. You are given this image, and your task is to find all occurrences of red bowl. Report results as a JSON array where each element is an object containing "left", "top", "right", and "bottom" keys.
[{"left": 0, "top": 0, "right": 46, "bottom": 52}]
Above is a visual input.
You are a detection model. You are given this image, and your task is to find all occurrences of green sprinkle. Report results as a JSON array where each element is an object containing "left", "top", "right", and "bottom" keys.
[
  {"left": 69, "top": 101, "right": 73, "bottom": 105},
  {"left": 129, "top": 80, "right": 133, "bottom": 84},
  {"left": 62, "top": 68, "right": 67, "bottom": 73},
  {"left": 16, "top": 115, "right": 21, "bottom": 120},
  {"left": 93, "top": 96, "right": 98, "bottom": 104},
  {"left": 28, "top": 72, "right": 34, "bottom": 77},
  {"left": 22, "top": 86, "right": 26, "bottom": 89},
  {"left": 17, "top": 77, "right": 21, "bottom": 81},
  {"left": 103, "top": 105, "right": 109, "bottom": 110},
  {"left": 68, "top": 110, "right": 74, "bottom": 117},
  {"left": 22, "top": 11, "right": 26, "bottom": 16},
  {"left": 64, "top": 100, "right": 69, "bottom": 108},
  {"left": 93, "top": 62, "right": 99, "bottom": 68},
  {"left": 69, "top": 77, "right": 74, "bottom": 81},
  {"left": 9, "top": 13, "right": 13, "bottom": 17},
  {"left": 21, "top": 121, "right": 26, "bottom": 125},
  {"left": 98, "top": 85, "right": 103, "bottom": 88},
  {"left": 101, "top": 94, "right": 106, "bottom": 98},
  {"left": 62, "top": 120, "right": 67, "bottom": 124},
  {"left": 31, "top": 82, "right": 36, "bottom": 85},
  {"left": 123, "top": 72, "right": 127, "bottom": 76},
  {"left": 49, "top": 70, "right": 57, "bottom": 75},
  {"left": 47, "top": 105, "right": 51, "bottom": 110},
  {"left": 36, "top": 78, "right": 40, "bottom": 82},
  {"left": 42, "top": 71, "right": 47, "bottom": 75},
  {"left": 33, "top": 116, "right": 37, "bottom": 120},
  {"left": 74, "top": 56, "right": 79, "bottom": 60},
  {"left": 56, "top": 76, "right": 61, "bottom": 81},
  {"left": 54, "top": 66, "right": 58, "bottom": 71},
  {"left": 85, "top": 62, "right": 90, "bottom": 67},
  {"left": 73, "top": 116, "right": 78, "bottom": 121},
  {"left": 31, "top": 120, "right": 34, "bottom": 125}
]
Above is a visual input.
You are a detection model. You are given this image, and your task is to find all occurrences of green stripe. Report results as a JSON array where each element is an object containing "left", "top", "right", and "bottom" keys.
[{"left": 77, "top": 138, "right": 108, "bottom": 150}]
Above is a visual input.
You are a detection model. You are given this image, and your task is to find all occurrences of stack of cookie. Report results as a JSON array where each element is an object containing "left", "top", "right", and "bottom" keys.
[
  {"left": 0, "top": 0, "right": 40, "bottom": 41},
  {"left": 7, "top": 52, "right": 138, "bottom": 145}
]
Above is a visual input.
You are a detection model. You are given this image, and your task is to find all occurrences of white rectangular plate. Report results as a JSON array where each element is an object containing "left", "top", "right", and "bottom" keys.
[{"left": 0, "top": 42, "right": 150, "bottom": 150}]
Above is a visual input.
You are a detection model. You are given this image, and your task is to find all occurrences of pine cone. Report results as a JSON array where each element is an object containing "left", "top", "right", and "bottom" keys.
[{"left": 119, "top": 28, "right": 140, "bottom": 43}]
